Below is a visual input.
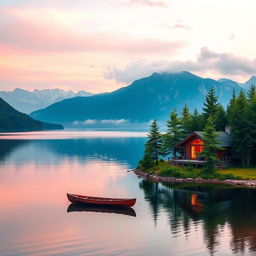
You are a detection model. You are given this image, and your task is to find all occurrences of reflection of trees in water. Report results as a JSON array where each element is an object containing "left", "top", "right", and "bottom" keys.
[
  {"left": 139, "top": 180, "right": 191, "bottom": 234},
  {"left": 228, "top": 190, "right": 256, "bottom": 255},
  {"left": 139, "top": 180, "right": 256, "bottom": 255},
  {"left": 0, "top": 139, "right": 29, "bottom": 162}
]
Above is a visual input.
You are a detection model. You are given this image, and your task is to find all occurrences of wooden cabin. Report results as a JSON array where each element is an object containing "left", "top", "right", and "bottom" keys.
[{"left": 172, "top": 131, "right": 231, "bottom": 167}]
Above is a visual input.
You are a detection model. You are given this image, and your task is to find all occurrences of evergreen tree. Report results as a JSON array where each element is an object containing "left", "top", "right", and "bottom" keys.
[
  {"left": 227, "top": 89, "right": 237, "bottom": 126},
  {"left": 247, "top": 85, "right": 256, "bottom": 102},
  {"left": 190, "top": 109, "right": 204, "bottom": 131},
  {"left": 181, "top": 104, "right": 192, "bottom": 137},
  {"left": 146, "top": 120, "right": 163, "bottom": 165},
  {"left": 247, "top": 86, "right": 256, "bottom": 165},
  {"left": 200, "top": 116, "right": 222, "bottom": 174},
  {"left": 215, "top": 105, "right": 227, "bottom": 131},
  {"left": 162, "top": 110, "right": 182, "bottom": 158},
  {"left": 247, "top": 99, "right": 256, "bottom": 165},
  {"left": 202, "top": 88, "right": 219, "bottom": 126},
  {"left": 229, "top": 91, "right": 252, "bottom": 166},
  {"left": 139, "top": 142, "right": 155, "bottom": 170}
]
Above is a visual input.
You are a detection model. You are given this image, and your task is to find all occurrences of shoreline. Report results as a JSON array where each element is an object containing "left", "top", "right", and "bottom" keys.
[{"left": 133, "top": 169, "right": 256, "bottom": 188}]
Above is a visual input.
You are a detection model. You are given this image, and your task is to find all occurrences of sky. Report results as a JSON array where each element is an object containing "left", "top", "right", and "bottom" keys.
[{"left": 1, "top": 0, "right": 256, "bottom": 93}]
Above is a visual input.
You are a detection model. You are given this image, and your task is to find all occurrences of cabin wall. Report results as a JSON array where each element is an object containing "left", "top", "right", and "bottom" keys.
[
  {"left": 181, "top": 136, "right": 231, "bottom": 161},
  {"left": 216, "top": 148, "right": 231, "bottom": 161},
  {"left": 184, "top": 143, "right": 190, "bottom": 159},
  {"left": 182, "top": 136, "right": 204, "bottom": 160}
]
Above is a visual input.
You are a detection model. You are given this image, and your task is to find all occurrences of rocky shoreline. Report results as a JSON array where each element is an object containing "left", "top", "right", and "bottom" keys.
[{"left": 133, "top": 169, "right": 256, "bottom": 188}]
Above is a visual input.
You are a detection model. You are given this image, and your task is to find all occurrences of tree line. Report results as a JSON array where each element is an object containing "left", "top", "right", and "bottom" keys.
[{"left": 140, "top": 85, "right": 256, "bottom": 170}]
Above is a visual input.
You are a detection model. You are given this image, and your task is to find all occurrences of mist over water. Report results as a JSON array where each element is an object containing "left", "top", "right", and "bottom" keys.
[{"left": 0, "top": 131, "right": 256, "bottom": 256}]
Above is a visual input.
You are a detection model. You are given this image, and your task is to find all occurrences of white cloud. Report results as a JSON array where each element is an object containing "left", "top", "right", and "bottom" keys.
[
  {"left": 104, "top": 47, "right": 256, "bottom": 84},
  {"left": 72, "top": 119, "right": 129, "bottom": 125},
  {"left": 101, "top": 119, "right": 128, "bottom": 124},
  {"left": 83, "top": 119, "right": 96, "bottom": 124}
]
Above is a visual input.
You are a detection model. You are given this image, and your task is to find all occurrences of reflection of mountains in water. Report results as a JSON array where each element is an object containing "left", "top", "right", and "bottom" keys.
[
  {"left": 67, "top": 203, "right": 136, "bottom": 217},
  {"left": 140, "top": 180, "right": 256, "bottom": 255},
  {"left": 43, "top": 138, "right": 146, "bottom": 166},
  {"left": 0, "top": 137, "right": 146, "bottom": 167},
  {"left": 0, "top": 139, "right": 29, "bottom": 162}
]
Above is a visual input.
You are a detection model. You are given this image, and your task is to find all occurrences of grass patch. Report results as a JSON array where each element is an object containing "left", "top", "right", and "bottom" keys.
[
  {"left": 156, "top": 163, "right": 201, "bottom": 179},
  {"left": 157, "top": 166, "right": 186, "bottom": 178},
  {"left": 217, "top": 167, "right": 256, "bottom": 180},
  {"left": 138, "top": 160, "right": 256, "bottom": 180}
]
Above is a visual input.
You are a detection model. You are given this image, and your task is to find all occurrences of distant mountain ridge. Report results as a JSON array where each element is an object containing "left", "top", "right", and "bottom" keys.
[
  {"left": 0, "top": 88, "right": 93, "bottom": 114},
  {"left": 0, "top": 97, "right": 63, "bottom": 132},
  {"left": 30, "top": 71, "right": 245, "bottom": 127},
  {"left": 243, "top": 76, "right": 256, "bottom": 89},
  {"left": 219, "top": 76, "right": 256, "bottom": 89}
]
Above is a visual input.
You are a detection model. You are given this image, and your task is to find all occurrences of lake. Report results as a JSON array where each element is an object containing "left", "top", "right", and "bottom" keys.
[{"left": 0, "top": 131, "right": 256, "bottom": 256}]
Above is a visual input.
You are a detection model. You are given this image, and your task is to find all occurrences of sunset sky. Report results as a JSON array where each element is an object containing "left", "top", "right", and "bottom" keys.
[{"left": 1, "top": 0, "right": 256, "bottom": 93}]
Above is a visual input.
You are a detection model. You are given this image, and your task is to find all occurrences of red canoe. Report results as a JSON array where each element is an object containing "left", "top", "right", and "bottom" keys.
[{"left": 67, "top": 193, "right": 136, "bottom": 207}]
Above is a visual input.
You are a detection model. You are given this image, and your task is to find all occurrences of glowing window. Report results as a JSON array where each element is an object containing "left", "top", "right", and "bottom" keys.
[
  {"left": 191, "top": 145, "right": 204, "bottom": 159},
  {"left": 191, "top": 138, "right": 204, "bottom": 145}
]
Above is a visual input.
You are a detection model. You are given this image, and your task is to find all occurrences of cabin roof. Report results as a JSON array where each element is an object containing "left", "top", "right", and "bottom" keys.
[{"left": 177, "top": 131, "right": 231, "bottom": 147}]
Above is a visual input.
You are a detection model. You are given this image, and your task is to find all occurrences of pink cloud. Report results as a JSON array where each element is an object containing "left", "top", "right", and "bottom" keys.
[
  {"left": 172, "top": 23, "right": 191, "bottom": 30},
  {"left": 0, "top": 18, "right": 184, "bottom": 54},
  {"left": 122, "top": 0, "right": 168, "bottom": 7},
  {"left": 0, "top": 7, "right": 184, "bottom": 55},
  {"left": 0, "top": 4, "right": 185, "bottom": 92}
]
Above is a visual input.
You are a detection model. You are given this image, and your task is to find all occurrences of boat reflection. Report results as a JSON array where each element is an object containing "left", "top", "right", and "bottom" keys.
[{"left": 67, "top": 203, "right": 136, "bottom": 217}]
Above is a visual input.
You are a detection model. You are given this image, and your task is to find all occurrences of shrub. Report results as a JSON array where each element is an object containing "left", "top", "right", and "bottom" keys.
[
  {"left": 158, "top": 166, "right": 186, "bottom": 178},
  {"left": 200, "top": 173, "right": 215, "bottom": 179},
  {"left": 140, "top": 153, "right": 155, "bottom": 170},
  {"left": 185, "top": 164, "right": 194, "bottom": 172},
  {"left": 216, "top": 173, "right": 239, "bottom": 180}
]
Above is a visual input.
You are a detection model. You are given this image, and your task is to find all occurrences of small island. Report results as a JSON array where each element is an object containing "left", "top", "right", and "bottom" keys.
[{"left": 135, "top": 86, "right": 256, "bottom": 188}]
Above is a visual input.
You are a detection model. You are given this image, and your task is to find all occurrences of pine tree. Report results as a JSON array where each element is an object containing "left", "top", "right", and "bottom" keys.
[
  {"left": 190, "top": 109, "right": 204, "bottom": 131},
  {"left": 229, "top": 91, "right": 251, "bottom": 166},
  {"left": 162, "top": 110, "right": 182, "bottom": 158},
  {"left": 247, "top": 85, "right": 256, "bottom": 103},
  {"left": 139, "top": 142, "right": 155, "bottom": 170},
  {"left": 181, "top": 104, "right": 192, "bottom": 137},
  {"left": 247, "top": 98, "right": 256, "bottom": 165},
  {"left": 246, "top": 86, "right": 256, "bottom": 165},
  {"left": 227, "top": 89, "right": 237, "bottom": 126},
  {"left": 147, "top": 120, "right": 163, "bottom": 165},
  {"left": 215, "top": 105, "right": 227, "bottom": 131},
  {"left": 200, "top": 116, "right": 222, "bottom": 174},
  {"left": 202, "top": 88, "right": 219, "bottom": 126}
]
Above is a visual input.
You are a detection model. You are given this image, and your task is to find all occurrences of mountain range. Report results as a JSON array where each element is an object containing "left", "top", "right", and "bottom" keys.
[
  {"left": 0, "top": 88, "right": 93, "bottom": 114},
  {"left": 0, "top": 98, "right": 63, "bottom": 132},
  {"left": 244, "top": 76, "right": 256, "bottom": 88},
  {"left": 30, "top": 71, "right": 248, "bottom": 127}
]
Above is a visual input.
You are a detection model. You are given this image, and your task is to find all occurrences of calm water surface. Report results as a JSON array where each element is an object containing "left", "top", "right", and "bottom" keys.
[{"left": 0, "top": 131, "right": 256, "bottom": 256}]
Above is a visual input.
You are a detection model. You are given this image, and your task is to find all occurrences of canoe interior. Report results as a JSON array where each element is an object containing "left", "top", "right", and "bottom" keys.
[{"left": 69, "top": 194, "right": 134, "bottom": 201}]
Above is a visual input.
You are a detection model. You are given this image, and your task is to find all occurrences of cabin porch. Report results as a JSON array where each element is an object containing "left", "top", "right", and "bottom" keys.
[
  {"left": 170, "top": 158, "right": 206, "bottom": 168},
  {"left": 170, "top": 157, "right": 231, "bottom": 168}
]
